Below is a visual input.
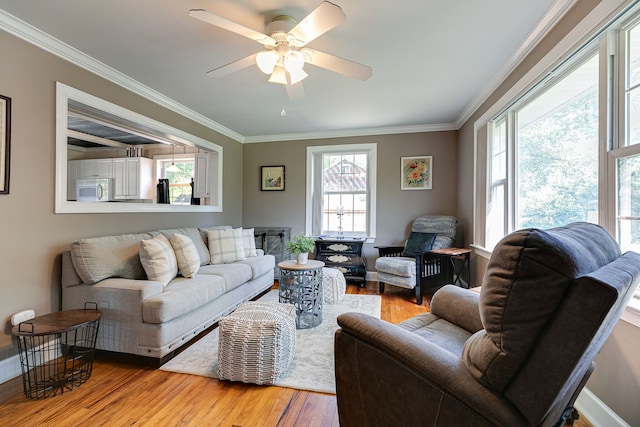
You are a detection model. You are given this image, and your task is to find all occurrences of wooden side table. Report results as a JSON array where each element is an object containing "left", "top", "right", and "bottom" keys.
[
  {"left": 429, "top": 248, "right": 472, "bottom": 288},
  {"left": 12, "top": 306, "right": 102, "bottom": 399},
  {"left": 278, "top": 260, "right": 325, "bottom": 329}
]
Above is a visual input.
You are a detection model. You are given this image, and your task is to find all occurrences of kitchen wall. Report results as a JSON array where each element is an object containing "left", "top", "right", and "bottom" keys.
[
  {"left": 457, "top": 0, "right": 640, "bottom": 424},
  {"left": 242, "top": 131, "right": 459, "bottom": 271},
  {"left": 0, "top": 30, "right": 243, "bottom": 357}
]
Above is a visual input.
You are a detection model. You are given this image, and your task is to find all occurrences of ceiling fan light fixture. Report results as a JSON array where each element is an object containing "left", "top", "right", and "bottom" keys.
[
  {"left": 256, "top": 50, "right": 278, "bottom": 74},
  {"left": 268, "top": 66, "right": 288, "bottom": 85},
  {"left": 289, "top": 66, "right": 308, "bottom": 85}
]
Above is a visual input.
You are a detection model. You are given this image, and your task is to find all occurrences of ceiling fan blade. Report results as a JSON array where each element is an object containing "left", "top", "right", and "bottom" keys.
[
  {"left": 189, "top": 9, "right": 274, "bottom": 45},
  {"left": 288, "top": 1, "right": 346, "bottom": 46},
  {"left": 286, "top": 81, "right": 305, "bottom": 101},
  {"left": 206, "top": 53, "right": 257, "bottom": 78},
  {"left": 305, "top": 50, "right": 372, "bottom": 81}
]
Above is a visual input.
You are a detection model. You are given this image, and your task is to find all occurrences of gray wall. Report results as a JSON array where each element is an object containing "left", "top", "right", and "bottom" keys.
[
  {"left": 0, "top": 30, "right": 244, "bottom": 355},
  {"left": 242, "top": 132, "right": 459, "bottom": 270},
  {"left": 457, "top": 0, "right": 640, "bottom": 424}
]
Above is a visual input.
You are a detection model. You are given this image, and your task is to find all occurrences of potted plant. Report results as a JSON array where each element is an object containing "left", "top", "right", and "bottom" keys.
[{"left": 288, "top": 234, "right": 316, "bottom": 265}]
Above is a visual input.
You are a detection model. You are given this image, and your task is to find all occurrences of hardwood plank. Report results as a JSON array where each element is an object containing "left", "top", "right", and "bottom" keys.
[{"left": 0, "top": 282, "right": 592, "bottom": 427}]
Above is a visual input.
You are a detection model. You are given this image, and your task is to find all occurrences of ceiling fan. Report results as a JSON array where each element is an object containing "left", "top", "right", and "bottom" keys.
[{"left": 189, "top": 1, "right": 372, "bottom": 89}]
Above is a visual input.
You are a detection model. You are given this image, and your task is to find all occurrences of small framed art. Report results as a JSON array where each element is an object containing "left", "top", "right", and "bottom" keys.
[
  {"left": 0, "top": 94, "right": 11, "bottom": 195},
  {"left": 261, "top": 165, "right": 285, "bottom": 191},
  {"left": 401, "top": 156, "right": 432, "bottom": 190}
]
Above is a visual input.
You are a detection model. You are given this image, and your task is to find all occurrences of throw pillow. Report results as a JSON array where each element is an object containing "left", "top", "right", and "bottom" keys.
[
  {"left": 402, "top": 232, "right": 437, "bottom": 257},
  {"left": 207, "top": 228, "right": 246, "bottom": 264},
  {"left": 139, "top": 234, "right": 178, "bottom": 286},
  {"left": 242, "top": 228, "right": 258, "bottom": 257},
  {"left": 170, "top": 233, "right": 201, "bottom": 278}
]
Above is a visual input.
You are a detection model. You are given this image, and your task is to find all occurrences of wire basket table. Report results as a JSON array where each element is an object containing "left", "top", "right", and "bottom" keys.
[
  {"left": 11, "top": 304, "right": 101, "bottom": 399},
  {"left": 278, "top": 260, "right": 324, "bottom": 329}
]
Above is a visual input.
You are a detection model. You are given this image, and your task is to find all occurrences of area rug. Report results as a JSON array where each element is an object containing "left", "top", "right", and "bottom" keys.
[{"left": 159, "top": 290, "right": 381, "bottom": 394}]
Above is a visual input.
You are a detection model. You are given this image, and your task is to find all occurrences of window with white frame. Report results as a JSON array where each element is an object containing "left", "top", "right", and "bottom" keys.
[
  {"left": 475, "top": 5, "right": 640, "bottom": 317},
  {"left": 306, "top": 144, "right": 377, "bottom": 238}
]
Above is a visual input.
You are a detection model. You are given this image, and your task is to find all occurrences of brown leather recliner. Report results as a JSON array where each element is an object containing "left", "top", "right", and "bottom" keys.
[{"left": 335, "top": 222, "right": 640, "bottom": 426}]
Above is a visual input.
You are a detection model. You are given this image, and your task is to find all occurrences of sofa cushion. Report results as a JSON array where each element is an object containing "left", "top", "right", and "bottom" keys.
[
  {"left": 199, "top": 263, "right": 252, "bottom": 292},
  {"left": 207, "top": 228, "right": 246, "bottom": 264},
  {"left": 375, "top": 256, "right": 416, "bottom": 278},
  {"left": 462, "top": 223, "right": 621, "bottom": 392},
  {"left": 242, "top": 228, "right": 258, "bottom": 257},
  {"left": 157, "top": 227, "right": 210, "bottom": 266},
  {"left": 142, "top": 274, "right": 227, "bottom": 323},
  {"left": 70, "top": 232, "right": 152, "bottom": 285},
  {"left": 140, "top": 234, "right": 178, "bottom": 287},
  {"left": 238, "top": 254, "right": 276, "bottom": 279},
  {"left": 170, "top": 233, "right": 200, "bottom": 278}
]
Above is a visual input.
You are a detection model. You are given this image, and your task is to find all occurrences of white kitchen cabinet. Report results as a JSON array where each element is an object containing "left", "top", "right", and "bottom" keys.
[
  {"left": 78, "top": 158, "right": 112, "bottom": 178},
  {"left": 67, "top": 160, "right": 80, "bottom": 200},
  {"left": 193, "top": 152, "right": 210, "bottom": 199},
  {"left": 113, "top": 157, "right": 153, "bottom": 200}
]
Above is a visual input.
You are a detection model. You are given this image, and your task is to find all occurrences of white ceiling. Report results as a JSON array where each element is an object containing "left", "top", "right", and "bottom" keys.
[{"left": 0, "top": 0, "right": 566, "bottom": 142}]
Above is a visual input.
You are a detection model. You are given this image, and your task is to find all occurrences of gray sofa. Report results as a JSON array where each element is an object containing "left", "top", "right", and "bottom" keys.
[{"left": 61, "top": 226, "right": 275, "bottom": 361}]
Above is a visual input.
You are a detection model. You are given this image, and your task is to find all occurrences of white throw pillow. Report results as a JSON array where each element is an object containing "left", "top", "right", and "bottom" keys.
[
  {"left": 207, "top": 228, "right": 246, "bottom": 264},
  {"left": 242, "top": 228, "right": 258, "bottom": 257},
  {"left": 170, "top": 233, "right": 200, "bottom": 278},
  {"left": 139, "top": 234, "right": 178, "bottom": 286}
]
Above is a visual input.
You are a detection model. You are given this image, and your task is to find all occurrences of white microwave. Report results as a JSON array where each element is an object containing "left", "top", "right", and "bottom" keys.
[{"left": 76, "top": 178, "right": 114, "bottom": 202}]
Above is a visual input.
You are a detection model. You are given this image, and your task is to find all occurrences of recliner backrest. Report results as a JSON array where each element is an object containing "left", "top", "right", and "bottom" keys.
[{"left": 460, "top": 222, "right": 640, "bottom": 425}]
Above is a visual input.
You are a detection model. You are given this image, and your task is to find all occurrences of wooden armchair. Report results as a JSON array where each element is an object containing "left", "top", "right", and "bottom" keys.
[{"left": 375, "top": 215, "right": 457, "bottom": 304}]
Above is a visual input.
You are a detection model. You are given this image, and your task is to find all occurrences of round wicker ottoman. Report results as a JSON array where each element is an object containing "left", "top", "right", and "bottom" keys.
[
  {"left": 323, "top": 267, "right": 346, "bottom": 304},
  {"left": 217, "top": 301, "right": 296, "bottom": 385}
]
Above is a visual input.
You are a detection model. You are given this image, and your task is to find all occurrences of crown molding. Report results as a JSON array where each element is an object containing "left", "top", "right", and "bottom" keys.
[
  {"left": 243, "top": 122, "right": 458, "bottom": 143},
  {"left": 455, "top": 0, "right": 578, "bottom": 129},
  {"left": 0, "top": 9, "right": 245, "bottom": 143}
]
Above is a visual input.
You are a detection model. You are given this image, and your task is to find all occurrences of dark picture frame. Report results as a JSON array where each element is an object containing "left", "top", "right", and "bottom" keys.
[
  {"left": 261, "top": 165, "right": 285, "bottom": 191},
  {"left": 0, "top": 95, "right": 10, "bottom": 194}
]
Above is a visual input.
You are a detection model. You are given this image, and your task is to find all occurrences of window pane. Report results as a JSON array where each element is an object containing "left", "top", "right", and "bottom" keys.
[
  {"left": 487, "top": 119, "right": 507, "bottom": 248},
  {"left": 617, "top": 154, "right": 640, "bottom": 252},
  {"left": 627, "top": 23, "right": 640, "bottom": 146},
  {"left": 515, "top": 55, "right": 599, "bottom": 229}
]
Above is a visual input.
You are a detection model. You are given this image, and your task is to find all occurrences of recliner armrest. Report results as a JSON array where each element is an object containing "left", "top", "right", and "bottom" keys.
[
  {"left": 430, "top": 284, "right": 483, "bottom": 333},
  {"left": 375, "top": 245, "right": 404, "bottom": 257}
]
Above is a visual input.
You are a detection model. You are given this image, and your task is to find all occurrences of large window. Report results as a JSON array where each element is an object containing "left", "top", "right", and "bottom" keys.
[
  {"left": 476, "top": 6, "right": 640, "bottom": 318},
  {"left": 306, "top": 144, "right": 377, "bottom": 238}
]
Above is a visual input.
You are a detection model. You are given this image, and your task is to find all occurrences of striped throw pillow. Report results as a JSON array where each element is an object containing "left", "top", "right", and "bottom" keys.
[
  {"left": 242, "top": 228, "right": 258, "bottom": 257},
  {"left": 139, "top": 234, "right": 178, "bottom": 286},
  {"left": 170, "top": 233, "right": 200, "bottom": 278}
]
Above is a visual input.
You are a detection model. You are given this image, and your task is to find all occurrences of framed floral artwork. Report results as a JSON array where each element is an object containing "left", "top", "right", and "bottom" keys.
[
  {"left": 401, "top": 156, "right": 432, "bottom": 190},
  {"left": 261, "top": 165, "right": 285, "bottom": 191}
]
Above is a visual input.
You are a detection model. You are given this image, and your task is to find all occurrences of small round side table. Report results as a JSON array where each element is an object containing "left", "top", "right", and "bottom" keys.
[{"left": 278, "top": 260, "right": 325, "bottom": 329}]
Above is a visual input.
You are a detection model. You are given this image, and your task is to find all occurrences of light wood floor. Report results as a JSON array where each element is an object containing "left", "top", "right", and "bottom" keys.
[{"left": 0, "top": 282, "right": 592, "bottom": 427}]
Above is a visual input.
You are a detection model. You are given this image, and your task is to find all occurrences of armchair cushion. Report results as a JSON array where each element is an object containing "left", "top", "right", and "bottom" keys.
[
  {"left": 402, "top": 231, "right": 437, "bottom": 257},
  {"left": 411, "top": 215, "right": 457, "bottom": 249}
]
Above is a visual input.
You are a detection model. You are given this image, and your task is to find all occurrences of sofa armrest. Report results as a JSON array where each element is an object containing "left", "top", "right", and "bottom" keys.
[
  {"left": 62, "top": 278, "right": 163, "bottom": 354},
  {"left": 430, "top": 284, "right": 483, "bottom": 333},
  {"left": 335, "top": 312, "right": 524, "bottom": 427}
]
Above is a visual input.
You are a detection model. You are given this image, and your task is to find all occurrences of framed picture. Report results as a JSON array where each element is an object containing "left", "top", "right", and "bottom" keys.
[
  {"left": 0, "top": 95, "right": 10, "bottom": 194},
  {"left": 401, "top": 156, "right": 432, "bottom": 190},
  {"left": 261, "top": 165, "right": 285, "bottom": 191}
]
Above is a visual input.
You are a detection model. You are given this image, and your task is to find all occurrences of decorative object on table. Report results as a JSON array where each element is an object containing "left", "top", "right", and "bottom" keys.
[
  {"left": 217, "top": 301, "right": 296, "bottom": 385},
  {"left": 278, "top": 260, "right": 325, "bottom": 329},
  {"left": 315, "top": 238, "right": 366, "bottom": 287},
  {"left": 261, "top": 165, "right": 285, "bottom": 191},
  {"left": 401, "top": 155, "right": 432, "bottom": 190},
  {"left": 159, "top": 289, "right": 381, "bottom": 394},
  {"left": 0, "top": 94, "right": 10, "bottom": 194},
  {"left": 156, "top": 178, "right": 170, "bottom": 204},
  {"left": 287, "top": 234, "right": 316, "bottom": 265},
  {"left": 336, "top": 205, "right": 344, "bottom": 237}
]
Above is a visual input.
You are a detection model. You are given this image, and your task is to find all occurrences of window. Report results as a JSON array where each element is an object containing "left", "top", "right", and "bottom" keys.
[
  {"left": 157, "top": 156, "right": 194, "bottom": 204},
  {"left": 475, "top": 5, "right": 640, "bottom": 321},
  {"left": 306, "top": 144, "right": 377, "bottom": 238}
]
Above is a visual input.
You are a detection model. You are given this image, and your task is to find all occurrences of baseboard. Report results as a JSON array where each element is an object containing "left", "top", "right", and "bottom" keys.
[
  {"left": 575, "top": 387, "right": 630, "bottom": 427},
  {"left": 0, "top": 353, "right": 21, "bottom": 385}
]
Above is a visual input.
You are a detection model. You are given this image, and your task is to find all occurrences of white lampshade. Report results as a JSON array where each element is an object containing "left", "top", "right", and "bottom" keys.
[
  {"left": 256, "top": 51, "right": 279, "bottom": 75},
  {"left": 288, "top": 66, "right": 308, "bottom": 85},
  {"left": 268, "top": 66, "right": 288, "bottom": 85},
  {"left": 284, "top": 51, "right": 305, "bottom": 73},
  {"left": 167, "top": 162, "right": 180, "bottom": 173}
]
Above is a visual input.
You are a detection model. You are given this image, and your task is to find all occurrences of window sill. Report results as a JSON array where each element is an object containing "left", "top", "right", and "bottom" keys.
[{"left": 621, "top": 301, "right": 640, "bottom": 328}]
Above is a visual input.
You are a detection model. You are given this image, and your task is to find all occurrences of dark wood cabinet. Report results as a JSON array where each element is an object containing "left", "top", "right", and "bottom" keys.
[{"left": 315, "top": 238, "right": 366, "bottom": 287}]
